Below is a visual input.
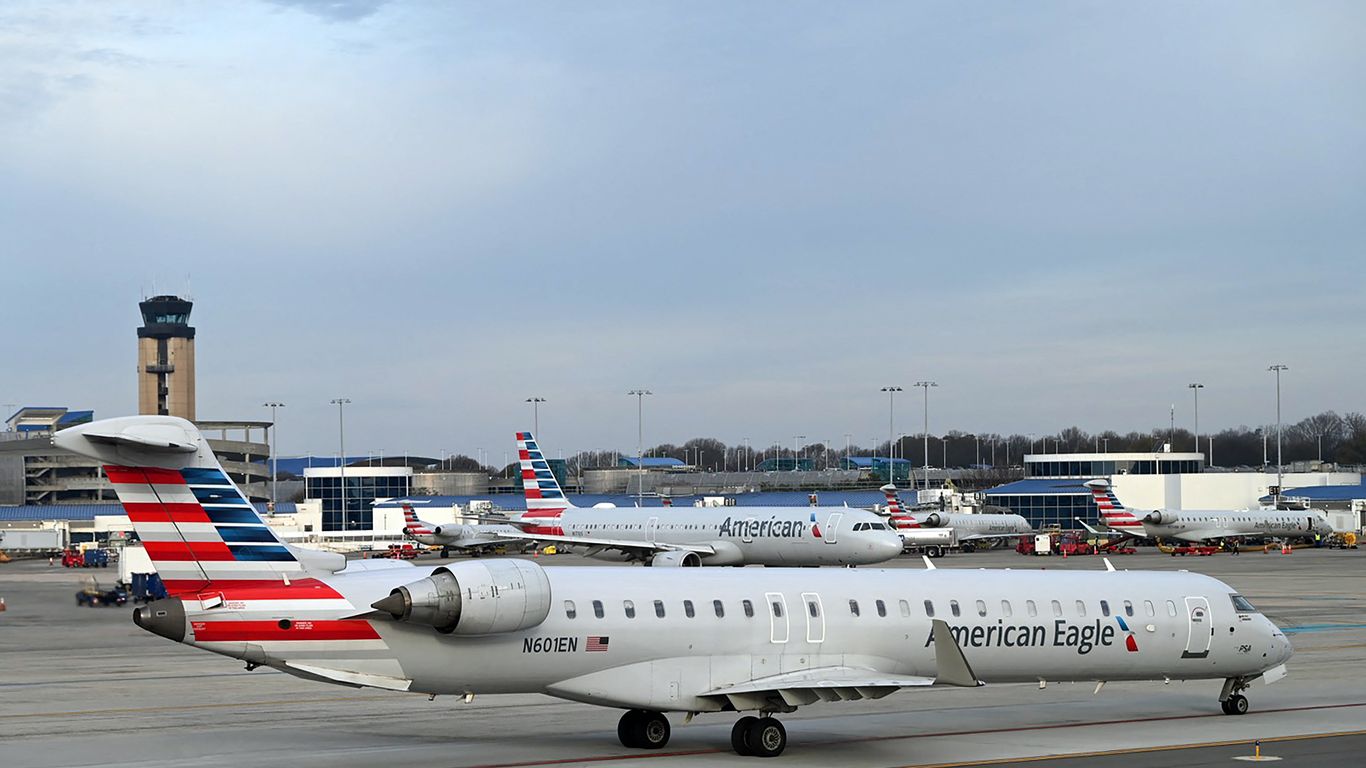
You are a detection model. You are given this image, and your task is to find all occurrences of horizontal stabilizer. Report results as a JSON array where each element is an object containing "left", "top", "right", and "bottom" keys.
[
  {"left": 83, "top": 428, "right": 198, "bottom": 453},
  {"left": 932, "top": 619, "right": 983, "bottom": 687}
]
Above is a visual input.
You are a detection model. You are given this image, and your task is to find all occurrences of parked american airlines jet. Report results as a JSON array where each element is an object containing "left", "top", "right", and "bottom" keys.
[
  {"left": 880, "top": 485, "right": 1033, "bottom": 545},
  {"left": 497, "top": 432, "right": 903, "bottom": 567},
  {"left": 59, "top": 417, "right": 1292, "bottom": 757},
  {"left": 396, "top": 503, "right": 523, "bottom": 556},
  {"left": 1080, "top": 479, "right": 1332, "bottom": 544}
]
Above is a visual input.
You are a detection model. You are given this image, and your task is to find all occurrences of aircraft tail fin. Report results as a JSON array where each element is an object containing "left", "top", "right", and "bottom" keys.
[
  {"left": 1084, "top": 479, "right": 1143, "bottom": 530},
  {"left": 400, "top": 503, "right": 436, "bottom": 536},
  {"left": 880, "top": 483, "right": 919, "bottom": 530},
  {"left": 517, "top": 431, "right": 570, "bottom": 519},
  {"left": 53, "top": 416, "right": 303, "bottom": 595}
]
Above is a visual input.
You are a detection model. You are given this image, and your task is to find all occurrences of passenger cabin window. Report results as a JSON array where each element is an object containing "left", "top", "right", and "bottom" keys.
[
  {"left": 654, "top": 600, "right": 666, "bottom": 618},
  {"left": 1076, "top": 600, "right": 1087, "bottom": 617},
  {"left": 623, "top": 600, "right": 635, "bottom": 619},
  {"left": 1143, "top": 600, "right": 1155, "bottom": 617},
  {"left": 1026, "top": 600, "right": 1037, "bottom": 617},
  {"left": 1124, "top": 600, "right": 1135, "bottom": 617},
  {"left": 743, "top": 599, "right": 755, "bottom": 618},
  {"left": 849, "top": 599, "right": 861, "bottom": 617},
  {"left": 683, "top": 600, "right": 695, "bottom": 618},
  {"left": 950, "top": 600, "right": 961, "bottom": 617},
  {"left": 1100, "top": 600, "right": 1111, "bottom": 617},
  {"left": 1001, "top": 600, "right": 1013, "bottom": 618},
  {"left": 924, "top": 600, "right": 935, "bottom": 617},
  {"left": 1167, "top": 600, "right": 1178, "bottom": 617},
  {"left": 713, "top": 599, "right": 725, "bottom": 618},
  {"left": 809, "top": 601, "right": 820, "bottom": 618},
  {"left": 976, "top": 600, "right": 987, "bottom": 617},
  {"left": 1052, "top": 600, "right": 1062, "bottom": 617},
  {"left": 876, "top": 599, "right": 887, "bottom": 618},
  {"left": 771, "top": 600, "right": 784, "bottom": 618},
  {"left": 899, "top": 600, "right": 911, "bottom": 618},
  {"left": 564, "top": 600, "right": 577, "bottom": 619},
  {"left": 592, "top": 600, "right": 604, "bottom": 619}
]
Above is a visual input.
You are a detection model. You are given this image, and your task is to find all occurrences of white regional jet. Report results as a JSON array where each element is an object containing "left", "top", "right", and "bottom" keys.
[
  {"left": 1081, "top": 479, "right": 1333, "bottom": 544},
  {"left": 495, "top": 432, "right": 903, "bottom": 567},
  {"left": 61, "top": 417, "right": 1292, "bottom": 757},
  {"left": 880, "top": 484, "right": 1033, "bottom": 549},
  {"left": 395, "top": 502, "right": 524, "bottom": 557}
]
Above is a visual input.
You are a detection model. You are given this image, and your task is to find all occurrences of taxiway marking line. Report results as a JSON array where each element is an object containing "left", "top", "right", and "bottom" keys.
[
  {"left": 896, "top": 727, "right": 1366, "bottom": 768},
  {"left": 453, "top": 702, "right": 1366, "bottom": 768}
]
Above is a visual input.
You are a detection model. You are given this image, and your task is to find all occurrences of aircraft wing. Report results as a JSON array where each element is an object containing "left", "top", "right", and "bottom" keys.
[
  {"left": 497, "top": 532, "right": 716, "bottom": 557},
  {"left": 445, "top": 537, "right": 527, "bottom": 551},
  {"left": 1075, "top": 518, "right": 1132, "bottom": 539},
  {"left": 699, "top": 666, "right": 935, "bottom": 709}
]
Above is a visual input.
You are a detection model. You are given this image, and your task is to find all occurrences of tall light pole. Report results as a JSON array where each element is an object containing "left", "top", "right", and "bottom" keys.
[
  {"left": 792, "top": 435, "right": 805, "bottom": 471},
  {"left": 628, "top": 389, "right": 652, "bottom": 504},
  {"left": 525, "top": 397, "right": 546, "bottom": 435},
  {"left": 914, "top": 381, "right": 937, "bottom": 488},
  {"left": 1268, "top": 365, "right": 1288, "bottom": 495},
  {"left": 880, "top": 386, "right": 901, "bottom": 481},
  {"left": 262, "top": 402, "right": 284, "bottom": 510},
  {"left": 1188, "top": 383, "right": 1204, "bottom": 460},
  {"left": 330, "top": 398, "right": 351, "bottom": 529}
]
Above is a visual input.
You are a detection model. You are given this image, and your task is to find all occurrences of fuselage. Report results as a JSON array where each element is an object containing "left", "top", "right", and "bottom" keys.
[
  {"left": 1127, "top": 510, "right": 1332, "bottom": 543},
  {"left": 903, "top": 511, "right": 1033, "bottom": 539},
  {"left": 406, "top": 523, "right": 522, "bottom": 548},
  {"left": 519, "top": 506, "right": 903, "bottom": 566},
  {"left": 157, "top": 564, "right": 1291, "bottom": 714}
]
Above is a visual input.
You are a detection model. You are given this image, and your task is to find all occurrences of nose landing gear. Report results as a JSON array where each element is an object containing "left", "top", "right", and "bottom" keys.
[
  {"left": 1219, "top": 676, "right": 1252, "bottom": 715},
  {"left": 731, "top": 715, "right": 787, "bottom": 757}
]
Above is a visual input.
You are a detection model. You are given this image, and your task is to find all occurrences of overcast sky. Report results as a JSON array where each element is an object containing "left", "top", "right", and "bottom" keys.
[{"left": 2, "top": 1, "right": 1363, "bottom": 460}]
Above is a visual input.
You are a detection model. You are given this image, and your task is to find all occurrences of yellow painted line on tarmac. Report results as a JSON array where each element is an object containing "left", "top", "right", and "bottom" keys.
[{"left": 894, "top": 727, "right": 1366, "bottom": 768}]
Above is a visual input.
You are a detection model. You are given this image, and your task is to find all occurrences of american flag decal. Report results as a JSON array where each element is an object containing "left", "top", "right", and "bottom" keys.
[{"left": 586, "top": 636, "right": 610, "bottom": 652}]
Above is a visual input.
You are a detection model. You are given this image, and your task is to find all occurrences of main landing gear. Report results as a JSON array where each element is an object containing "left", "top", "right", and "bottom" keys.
[
  {"left": 617, "top": 709, "right": 670, "bottom": 749},
  {"left": 1219, "top": 677, "right": 1252, "bottom": 715},
  {"left": 731, "top": 715, "right": 788, "bottom": 757}
]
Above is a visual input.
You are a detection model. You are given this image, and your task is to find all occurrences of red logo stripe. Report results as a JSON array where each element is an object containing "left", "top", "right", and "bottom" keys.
[
  {"left": 144, "top": 540, "right": 235, "bottom": 561},
  {"left": 195, "top": 578, "right": 343, "bottom": 600},
  {"left": 123, "top": 502, "right": 212, "bottom": 524},
  {"left": 191, "top": 620, "right": 379, "bottom": 642},
  {"left": 104, "top": 466, "right": 187, "bottom": 485}
]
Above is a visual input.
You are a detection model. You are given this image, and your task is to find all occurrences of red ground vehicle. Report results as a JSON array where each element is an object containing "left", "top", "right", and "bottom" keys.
[
  {"left": 61, "top": 549, "right": 83, "bottom": 568},
  {"left": 1097, "top": 540, "right": 1137, "bottom": 555},
  {"left": 381, "top": 543, "right": 419, "bottom": 560},
  {"left": 1056, "top": 532, "right": 1096, "bottom": 556},
  {"left": 1166, "top": 544, "right": 1220, "bottom": 556}
]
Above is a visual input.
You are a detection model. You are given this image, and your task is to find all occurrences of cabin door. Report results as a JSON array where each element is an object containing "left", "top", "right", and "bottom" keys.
[
  {"left": 824, "top": 512, "right": 843, "bottom": 544},
  {"left": 645, "top": 517, "right": 659, "bottom": 544},
  {"left": 1182, "top": 596, "right": 1212, "bottom": 658}
]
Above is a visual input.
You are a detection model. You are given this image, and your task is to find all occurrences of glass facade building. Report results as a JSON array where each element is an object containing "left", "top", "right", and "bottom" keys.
[
  {"left": 1025, "top": 458, "right": 1202, "bottom": 478},
  {"left": 304, "top": 468, "right": 411, "bottom": 532},
  {"left": 986, "top": 452, "right": 1205, "bottom": 529}
]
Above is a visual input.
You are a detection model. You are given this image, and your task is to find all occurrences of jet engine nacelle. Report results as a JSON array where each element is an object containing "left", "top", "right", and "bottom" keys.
[
  {"left": 650, "top": 550, "right": 701, "bottom": 567},
  {"left": 372, "top": 559, "right": 551, "bottom": 635},
  {"left": 1143, "top": 510, "right": 1177, "bottom": 525},
  {"left": 433, "top": 524, "right": 471, "bottom": 539},
  {"left": 922, "top": 513, "right": 948, "bottom": 528}
]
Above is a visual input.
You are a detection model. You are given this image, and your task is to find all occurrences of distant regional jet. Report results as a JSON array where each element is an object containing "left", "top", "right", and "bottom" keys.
[
  {"left": 493, "top": 432, "right": 904, "bottom": 567},
  {"left": 58, "top": 416, "right": 1294, "bottom": 757},
  {"left": 395, "top": 502, "right": 524, "bottom": 557},
  {"left": 880, "top": 484, "right": 1033, "bottom": 545},
  {"left": 1078, "top": 478, "right": 1333, "bottom": 544}
]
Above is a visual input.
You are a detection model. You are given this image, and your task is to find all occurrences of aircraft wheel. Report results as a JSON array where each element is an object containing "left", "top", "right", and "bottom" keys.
[
  {"left": 617, "top": 709, "right": 643, "bottom": 747},
  {"left": 1225, "top": 694, "right": 1249, "bottom": 715},
  {"left": 747, "top": 716, "right": 787, "bottom": 757},
  {"left": 731, "top": 716, "right": 757, "bottom": 755},
  {"left": 636, "top": 711, "right": 670, "bottom": 749}
]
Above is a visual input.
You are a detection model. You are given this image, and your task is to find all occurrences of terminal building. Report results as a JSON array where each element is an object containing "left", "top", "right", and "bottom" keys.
[{"left": 984, "top": 451, "right": 1361, "bottom": 530}]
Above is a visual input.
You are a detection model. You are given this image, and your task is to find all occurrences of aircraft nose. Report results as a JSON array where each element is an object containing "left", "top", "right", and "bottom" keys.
[{"left": 873, "top": 533, "right": 903, "bottom": 561}]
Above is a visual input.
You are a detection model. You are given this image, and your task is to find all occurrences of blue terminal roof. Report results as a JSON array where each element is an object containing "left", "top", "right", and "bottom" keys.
[
  {"left": 843, "top": 456, "right": 911, "bottom": 468},
  {"left": 618, "top": 456, "right": 687, "bottom": 468},
  {"left": 984, "top": 478, "right": 1093, "bottom": 495},
  {"left": 378, "top": 490, "right": 892, "bottom": 511},
  {"left": 1261, "top": 482, "right": 1366, "bottom": 503}
]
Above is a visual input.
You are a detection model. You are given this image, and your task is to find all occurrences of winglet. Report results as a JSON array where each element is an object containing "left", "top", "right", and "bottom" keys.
[
  {"left": 921, "top": 555, "right": 936, "bottom": 570},
  {"left": 931, "top": 619, "right": 982, "bottom": 687}
]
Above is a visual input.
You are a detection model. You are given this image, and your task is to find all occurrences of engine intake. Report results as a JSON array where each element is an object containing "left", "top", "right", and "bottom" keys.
[
  {"left": 1143, "top": 510, "right": 1177, "bottom": 525},
  {"left": 650, "top": 550, "right": 701, "bottom": 567},
  {"left": 922, "top": 513, "right": 948, "bottom": 528},
  {"left": 372, "top": 559, "right": 551, "bottom": 635}
]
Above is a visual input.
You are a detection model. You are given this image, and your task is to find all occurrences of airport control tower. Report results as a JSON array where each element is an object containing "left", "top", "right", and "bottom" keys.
[{"left": 136, "top": 295, "right": 196, "bottom": 420}]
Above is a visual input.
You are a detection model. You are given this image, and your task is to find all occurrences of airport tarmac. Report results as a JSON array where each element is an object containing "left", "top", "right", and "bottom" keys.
[{"left": 2, "top": 546, "right": 1364, "bottom": 767}]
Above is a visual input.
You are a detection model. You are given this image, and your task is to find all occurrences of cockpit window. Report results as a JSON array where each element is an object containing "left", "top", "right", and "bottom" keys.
[{"left": 1230, "top": 594, "right": 1258, "bottom": 613}]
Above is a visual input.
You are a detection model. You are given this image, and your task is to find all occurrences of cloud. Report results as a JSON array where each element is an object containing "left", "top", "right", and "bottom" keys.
[{"left": 264, "top": 0, "right": 388, "bottom": 22}]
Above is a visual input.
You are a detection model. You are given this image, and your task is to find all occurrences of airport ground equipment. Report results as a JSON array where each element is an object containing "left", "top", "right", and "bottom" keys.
[
  {"left": 76, "top": 578, "right": 128, "bottom": 607},
  {"left": 62, "top": 548, "right": 111, "bottom": 568},
  {"left": 56, "top": 416, "right": 1296, "bottom": 758}
]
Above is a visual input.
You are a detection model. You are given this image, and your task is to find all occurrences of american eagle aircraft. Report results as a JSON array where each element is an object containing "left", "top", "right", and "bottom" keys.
[
  {"left": 1079, "top": 479, "right": 1333, "bottom": 544},
  {"left": 61, "top": 416, "right": 1291, "bottom": 758},
  {"left": 880, "top": 484, "right": 1033, "bottom": 548},
  {"left": 492, "top": 432, "right": 903, "bottom": 567},
  {"left": 393, "top": 502, "right": 524, "bottom": 557}
]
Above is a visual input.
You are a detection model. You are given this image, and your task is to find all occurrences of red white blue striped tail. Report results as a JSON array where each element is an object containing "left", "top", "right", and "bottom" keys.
[
  {"left": 1087, "top": 479, "right": 1143, "bottom": 530},
  {"left": 401, "top": 504, "right": 435, "bottom": 536},
  {"left": 880, "top": 484, "right": 919, "bottom": 530}
]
